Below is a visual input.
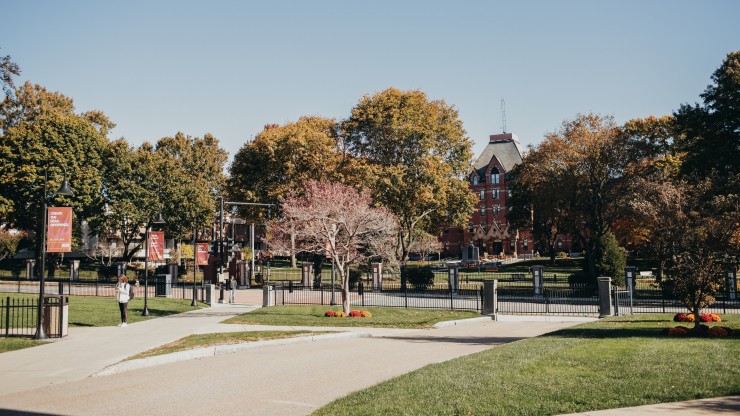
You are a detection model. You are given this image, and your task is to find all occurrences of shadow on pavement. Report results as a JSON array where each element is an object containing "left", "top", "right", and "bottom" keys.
[
  {"left": 381, "top": 335, "right": 525, "bottom": 345},
  {"left": 0, "top": 409, "right": 58, "bottom": 416}
]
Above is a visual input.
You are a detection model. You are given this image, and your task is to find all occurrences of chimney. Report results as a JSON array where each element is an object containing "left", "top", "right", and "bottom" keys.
[{"left": 489, "top": 133, "right": 516, "bottom": 143}]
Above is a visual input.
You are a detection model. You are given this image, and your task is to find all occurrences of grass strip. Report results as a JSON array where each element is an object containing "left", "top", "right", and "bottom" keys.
[
  {"left": 0, "top": 337, "right": 46, "bottom": 353},
  {"left": 224, "top": 305, "right": 481, "bottom": 328},
  {"left": 313, "top": 314, "right": 740, "bottom": 416},
  {"left": 0, "top": 293, "right": 206, "bottom": 327},
  {"left": 129, "top": 330, "right": 325, "bottom": 359}
]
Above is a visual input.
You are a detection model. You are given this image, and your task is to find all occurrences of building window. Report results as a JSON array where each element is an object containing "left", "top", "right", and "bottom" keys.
[
  {"left": 493, "top": 205, "right": 501, "bottom": 216},
  {"left": 510, "top": 240, "right": 515, "bottom": 250},
  {"left": 491, "top": 189, "right": 499, "bottom": 199},
  {"left": 490, "top": 168, "right": 500, "bottom": 184},
  {"left": 480, "top": 190, "right": 485, "bottom": 200},
  {"left": 480, "top": 207, "right": 486, "bottom": 216},
  {"left": 472, "top": 175, "right": 479, "bottom": 185},
  {"left": 507, "top": 189, "right": 512, "bottom": 198},
  {"left": 557, "top": 240, "right": 563, "bottom": 249},
  {"left": 523, "top": 239, "right": 528, "bottom": 250}
]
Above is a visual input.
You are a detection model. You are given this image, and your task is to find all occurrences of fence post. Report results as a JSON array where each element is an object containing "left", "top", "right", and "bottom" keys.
[
  {"left": 404, "top": 284, "right": 408, "bottom": 309},
  {"left": 598, "top": 277, "right": 613, "bottom": 318},
  {"left": 482, "top": 279, "right": 497, "bottom": 319},
  {"left": 532, "top": 265, "right": 544, "bottom": 296},
  {"left": 450, "top": 285, "right": 454, "bottom": 310},
  {"left": 4, "top": 297, "right": 9, "bottom": 336},
  {"left": 613, "top": 288, "right": 620, "bottom": 316},
  {"left": 262, "top": 284, "right": 274, "bottom": 307}
]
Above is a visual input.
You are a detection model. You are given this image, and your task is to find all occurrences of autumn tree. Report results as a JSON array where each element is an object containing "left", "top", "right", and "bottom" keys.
[
  {"left": 408, "top": 230, "right": 443, "bottom": 262},
  {"left": 0, "top": 228, "right": 25, "bottom": 261},
  {"left": 510, "top": 114, "right": 634, "bottom": 282},
  {"left": 279, "top": 180, "right": 398, "bottom": 314},
  {"left": 228, "top": 116, "right": 355, "bottom": 266},
  {"left": 666, "top": 180, "right": 738, "bottom": 328},
  {"left": 342, "top": 88, "right": 475, "bottom": 261},
  {"left": 507, "top": 151, "right": 573, "bottom": 264},
  {"left": 228, "top": 116, "right": 353, "bottom": 212}
]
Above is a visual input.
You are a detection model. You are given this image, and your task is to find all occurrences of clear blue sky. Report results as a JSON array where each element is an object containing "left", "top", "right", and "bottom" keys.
[{"left": 2, "top": 0, "right": 739, "bottom": 162}]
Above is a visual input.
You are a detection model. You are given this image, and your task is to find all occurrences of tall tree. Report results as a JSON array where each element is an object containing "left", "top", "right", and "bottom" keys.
[
  {"left": 86, "top": 139, "right": 164, "bottom": 263},
  {"left": 0, "top": 83, "right": 108, "bottom": 275},
  {"left": 342, "top": 88, "right": 475, "bottom": 261},
  {"left": 0, "top": 48, "right": 20, "bottom": 97},
  {"left": 507, "top": 151, "right": 573, "bottom": 264},
  {"left": 279, "top": 181, "right": 398, "bottom": 314},
  {"left": 228, "top": 116, "right": 352, "bottom": 212},
  {"left": 512, "top": 114, "right": 632, "bottom": 281},
  {"left": 674, "top": 50, "right": 740, "bottom": 189},
  {"left": 229, "top": 117, "right": 354, "bottom": 266},
  {"left": 155, "top": 132, "right": 228, "bottom": 241}
]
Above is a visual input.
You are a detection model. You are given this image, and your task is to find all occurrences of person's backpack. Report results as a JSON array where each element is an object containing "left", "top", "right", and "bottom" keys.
[{"left": 129, "top": 284, "right": 135, "bottom": 299}]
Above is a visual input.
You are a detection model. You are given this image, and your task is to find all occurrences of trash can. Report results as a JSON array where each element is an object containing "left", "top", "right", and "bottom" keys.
[
  {"left": 155, "top": 274, "right": 172, "bottom": 297},
  {"left": 204, "top": 284, "right": 215, "bottom": 306},
  {"left": 42, "top": 295, "right": 69, "bottom": 338}
]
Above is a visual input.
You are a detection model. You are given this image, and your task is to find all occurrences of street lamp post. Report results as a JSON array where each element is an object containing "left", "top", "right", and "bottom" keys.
[
  {"left": 35, "top": 164, "right": 74, "bottom": 340},
  {"left": 142, "top": 213, "right": 166, "bottom": 317},
  {"left": 191, "top": 226, "right": 197, "bottom": 307}
]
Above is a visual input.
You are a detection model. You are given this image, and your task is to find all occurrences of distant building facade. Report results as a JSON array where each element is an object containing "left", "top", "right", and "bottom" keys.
[{"left": 440, "top": 133, "right": 574, "bottom": 259}]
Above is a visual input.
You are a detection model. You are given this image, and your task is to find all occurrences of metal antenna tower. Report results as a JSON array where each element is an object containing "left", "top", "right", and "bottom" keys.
[{"left": 501, "top": 97, "right": 507, "bottom": 133}]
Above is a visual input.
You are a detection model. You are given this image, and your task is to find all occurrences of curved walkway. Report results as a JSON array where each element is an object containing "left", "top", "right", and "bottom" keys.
[{"left": 0, "top": 291, "right": 735, "bottom": 415}]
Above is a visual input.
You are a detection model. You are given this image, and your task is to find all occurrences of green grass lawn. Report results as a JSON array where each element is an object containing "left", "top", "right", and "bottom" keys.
[
  {"left": 0, "top": 337, "right": 46, "bottom": 353},
  {"left": 129, "top": 330, "right": 325, "bottom": 359},
  {"left": 0, "top": 294, "right": 206, "bottom": 353},
  {"left": 224, "top": 305, "right": 481, "bottom": 329},
  {"left": 313, "top": 314, "right": 740, "bottom": 416}
]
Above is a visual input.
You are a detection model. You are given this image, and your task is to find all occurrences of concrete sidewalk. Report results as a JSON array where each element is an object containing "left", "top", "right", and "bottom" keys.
[
  {"left": 558, "top": 395, "right": 740, "bottom": 415},
  {"left": 0, "top": 311, "right": 591, "bottom": 416},
  {"left": 0, "top": 296, "right": 735, "bottom": 416},
  {"left": 0, "top": 302, "right": 265, "bottom": 395}
]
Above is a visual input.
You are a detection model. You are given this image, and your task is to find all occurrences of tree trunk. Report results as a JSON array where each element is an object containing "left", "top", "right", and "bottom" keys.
[{"left": 290, "top": 232, "right": 296, "bottom": 268}]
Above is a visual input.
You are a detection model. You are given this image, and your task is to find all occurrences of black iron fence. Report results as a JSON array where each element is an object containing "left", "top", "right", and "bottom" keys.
[
  {"left": 496, "top": 282, "right": 599, "bottom": 316},
  {"left": 273, "top": 281, "right": 483, "bottom": 311},
  {"left": 0, "top": 277, "right": 209, "bottom": 303},
  {"left": 613, "top": 281, "right": 740, "bottom": 315},
  {"left": 0, "top": 296, "right": 36, "bottom": 337},
  {"left": 0, "top": 295, "right": 67, "bottom": 338}
]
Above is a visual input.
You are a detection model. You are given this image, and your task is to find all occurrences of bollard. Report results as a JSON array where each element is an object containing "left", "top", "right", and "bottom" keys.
[{"left": 598, "top": 277, "right": 613, "bottom": 318}]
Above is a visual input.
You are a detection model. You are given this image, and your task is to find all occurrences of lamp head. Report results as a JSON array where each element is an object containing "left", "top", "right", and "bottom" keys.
[
  {"left": 154, "top": 212, "right": 166, "bottom": 224},
  {"left": 56, "top": 178, "right": 74, "bottom": 196}
]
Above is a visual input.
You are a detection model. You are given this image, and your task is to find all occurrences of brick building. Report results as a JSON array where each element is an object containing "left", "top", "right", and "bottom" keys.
[{"left": 440, "top": 133, "right": 573, "bottom": 259}]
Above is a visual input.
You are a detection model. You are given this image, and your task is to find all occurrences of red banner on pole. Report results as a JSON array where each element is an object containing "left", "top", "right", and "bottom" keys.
[
  {"left": 47, "top": 207, "right": 72, "bottom": 253},
  {"left": 196, "top": 243, "right": 209, "bottom": 266},
  {"left": 148, "top": 231, "right": 165, "bottom": 261}
]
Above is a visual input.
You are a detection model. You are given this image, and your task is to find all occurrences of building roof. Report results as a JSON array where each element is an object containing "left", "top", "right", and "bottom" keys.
[{"left": 472, "top": 133, "right": 524, "bottom": 176}]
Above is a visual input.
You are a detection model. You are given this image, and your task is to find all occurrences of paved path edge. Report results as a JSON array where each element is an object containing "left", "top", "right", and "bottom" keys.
[{"left": 94, "top": 331, "right": 367, "bottom": 377}]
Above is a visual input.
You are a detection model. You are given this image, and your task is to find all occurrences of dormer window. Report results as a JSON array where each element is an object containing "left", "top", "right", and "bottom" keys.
[
  {"left": 490, "top": 168, "right": 500, "bottom": 185},
  {"left": 472, "top": 175, "right": 479, "bottom": 186}
]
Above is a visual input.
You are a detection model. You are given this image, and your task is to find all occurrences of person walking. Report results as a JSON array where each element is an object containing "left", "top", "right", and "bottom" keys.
[
  {"left": 115, "top": 275, "right": 131, "bottom": 327},
  {"left": 229, "top": 276, "right": 236, "bottom": 304}
]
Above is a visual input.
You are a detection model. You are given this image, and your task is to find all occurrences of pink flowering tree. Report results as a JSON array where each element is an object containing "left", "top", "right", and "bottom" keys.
[{"left": 278, "top": 180, "right": 398, "bottom": 314}]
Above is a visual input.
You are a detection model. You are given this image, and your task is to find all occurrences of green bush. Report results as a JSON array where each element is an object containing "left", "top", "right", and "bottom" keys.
[
  {"left": 402, "top": 266, "right": 435, "bottom": 290},
  {"left": 595, "top": 231, "right": 626, "bottom": 286}
]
